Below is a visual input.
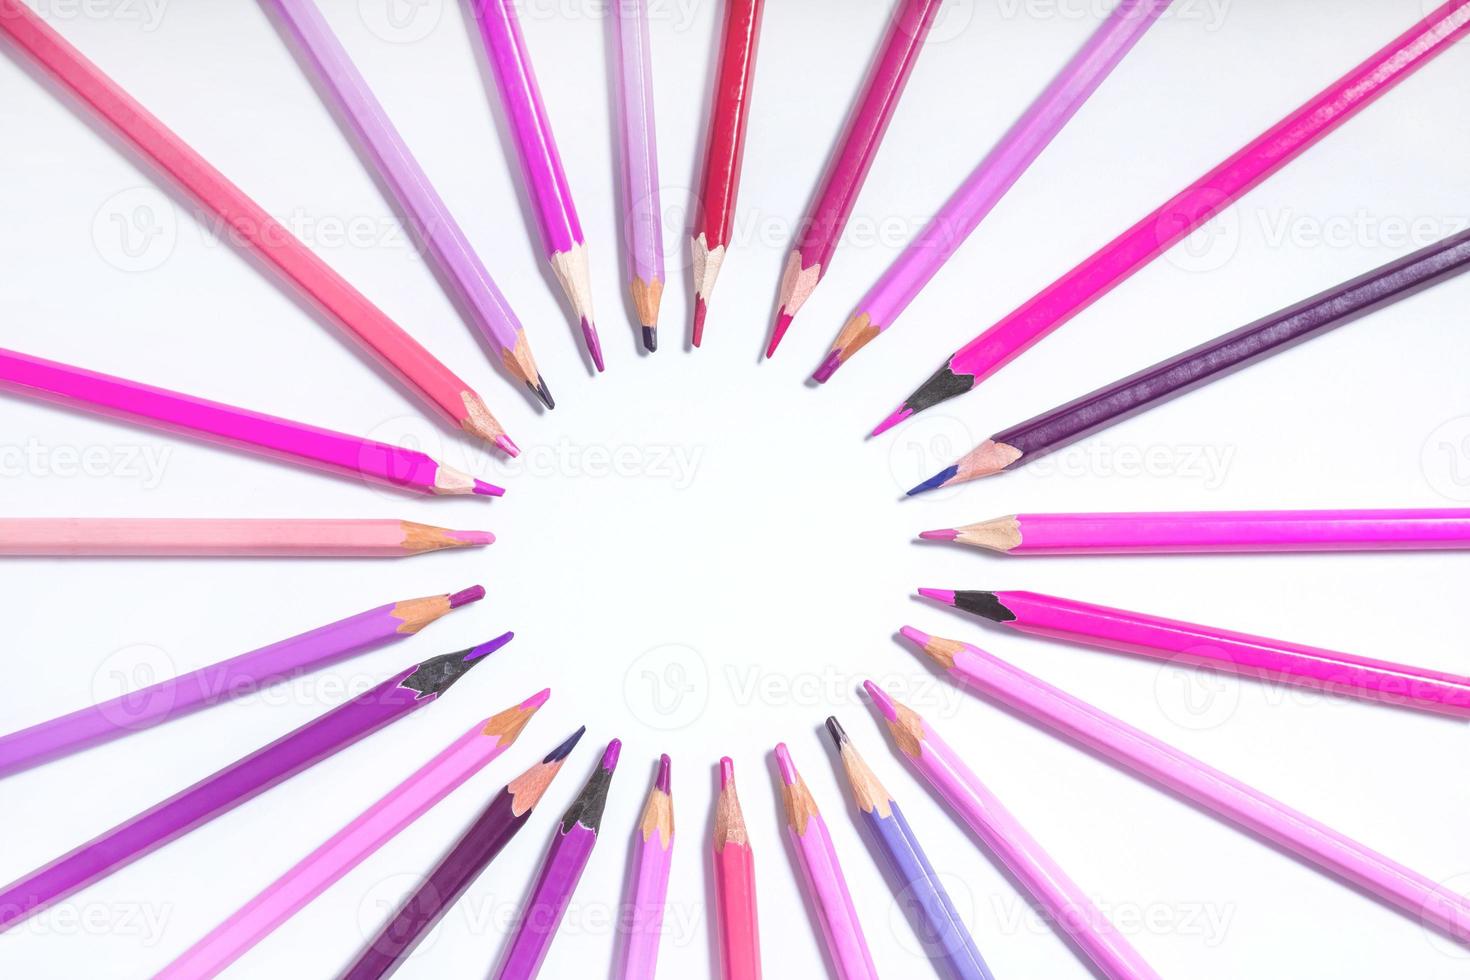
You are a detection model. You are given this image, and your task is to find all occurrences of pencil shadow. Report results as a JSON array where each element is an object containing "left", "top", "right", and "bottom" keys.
[{"left": 702, "top": 761, "right": 725, "bottom": 979}]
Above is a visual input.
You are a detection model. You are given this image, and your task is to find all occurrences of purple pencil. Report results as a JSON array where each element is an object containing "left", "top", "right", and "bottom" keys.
[
  {"left": 618, "top": 754, "right": 673, "bottom": 980},
  {"left": 613, "top": 0, "right": 664, "bottom": 350},
  {"left": 495, "top": 739, "right": 622, "bottom": 979},
  {"left": 0, "top": 635, "right": 508, "bottom": 930},
  {"left": 0, "top": 586, "right": 484, "bottom": 780},
  {"left": 470, "top": 0, "right": 604, "bottom": 371}
]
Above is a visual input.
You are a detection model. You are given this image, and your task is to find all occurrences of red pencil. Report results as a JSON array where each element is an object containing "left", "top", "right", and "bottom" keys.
[
  {"left": 712, "top": 757, "right": 760, "bottom": 979},
  {"left": 690, "top": 0, "right": 766, "bottom": 347}
]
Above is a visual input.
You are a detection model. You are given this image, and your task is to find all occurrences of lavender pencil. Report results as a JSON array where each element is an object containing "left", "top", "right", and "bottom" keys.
[
  {"left": 618, "top": 754, "right": 674, "bottom": 979},
  {"left": 613, "top": 0, "right": 664, "bottom": 350}
]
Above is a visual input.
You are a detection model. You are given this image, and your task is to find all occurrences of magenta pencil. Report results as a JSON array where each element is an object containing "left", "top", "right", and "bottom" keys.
[
  {"left": 900, "top": 628, "right": 1470, "bottom": 945},
  {"left": 618, "top": 754, "right": 674, "bottom": 980},
  {"left": 0, "top": 518, "right": 493, "bottom": 557},
  {"left": 865, "top": 682, "right": 1160, "bottom": 979},
  {"left": 773, "top": 744, "right": 877, "bottom": 980},
  {"left": 0, "top": 347, "right": 503, "bottom": 497},
  {"left": 922, "top": 509, "right": 1470, "bottom": 556},
  {"left": 0, "top": 586, "right": 485, "bottom": 779},
  {"left": 920, "top": 588, "right": 1470, "bottom": 717}
]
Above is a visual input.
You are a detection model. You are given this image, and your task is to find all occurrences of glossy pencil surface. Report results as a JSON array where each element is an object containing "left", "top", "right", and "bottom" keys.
[
  {"left": 619, "top": 754, "right": 674, "bottom": 980},
  {"left": 713, "top": 757, "right": 760, "bottom": 980},
  {"left": 0, "top": 0, "right": 515, "bottom": 449},
  {"left": 921, "top": 587, "right": 1470, "bottom": 716},
  {"left": 872, "top": 1, "right": 1470, "bottom": 433},
  {"left": 613, "top": 0, "right": 665, "bottom": 349},
  {"left": 866, "top": 682, "right": 1160, "bottom": 980},
  {"left": 900, "top": 627, "right": 1470, "bottom": 944},
  {"left": 0, "top": 518, "right": 493, "bottom": 557}
]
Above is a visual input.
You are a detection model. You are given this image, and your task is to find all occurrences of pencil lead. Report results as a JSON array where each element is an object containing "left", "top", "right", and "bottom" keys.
[
  {"left": 448, "top": 585, "right": 487, "bottom": 608},
  {"left": 870, "top": 405, "right": 911, "bottom": 437},
  {"left": 907, "top": 465, "right": 957, "bottom": 496},
  {"left": 401, "top": 634, "right": 510, "bottom": 698},
  {"left": 446, "top": 530, "right": 496, "bottom": 548},
  {"left": 582, "top": 317, "right": 606, "bottom": 372},
  {"left": 527, "top": 377, "right": 555, "bottom": 411},
  {"left": 918, "top": 528, "right": 958, "bottom": 541},
  {"left": 719, "top": 755, "right": 735, "bottom": 789},
  {"left": 765, "top": 311, "right": 793, "bottom": 359},
  {"left": 900, "top": 626, "right": 963, "bottom": 671},
  {"left": 544, "top": 726, "right": 586, "bottom": 762},
  {"left": 655, "top": 753, "right": 671, "bottom": 793},
  {"left": 642, "top": 326, "right": 658, "bottom": 352},
  {"left": 811, "top": 349, "right": 841, "bottom": 384},
  {"left": 824, "top": 716, "right": 849, "bottom": 749},
  {"left": 600, "top": 738, "right": 623, "bottom": 771},
  {"left": 692, "top": 297, "right": 708, "bottom": 347},
  {"left": 898, "top": 625, "right": 932, "bottom": 648},
  {"left": 520, "top": 688, "right": 553, "bottom": 710},
  {"left": 774, "top": 743, "right": 798, "bottom": 785},
  {"left": 473, "top": 479, "right": 506, "bottom": 498},
  {"left": 862, "top": 680, "right": 900, "bottom": 722},
  {"left": 917, "top": 587, "right": 957, "bottom": 606}
]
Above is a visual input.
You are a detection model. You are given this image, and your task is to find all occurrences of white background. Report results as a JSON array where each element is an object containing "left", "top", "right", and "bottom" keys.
[{"left": 2, "top": 1, "right": 1469, "bottom": 977}]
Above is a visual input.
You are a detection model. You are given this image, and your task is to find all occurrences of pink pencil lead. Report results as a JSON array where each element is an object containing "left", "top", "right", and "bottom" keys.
[
  {"left": 655, "top": 753, "right": 671, "bottom": 793},
  {"left": 919, "top": 528, "right": 958, "bottom": 541},
  {"left": 899, "top": 625, "right": 932, "bottom": 648},
  {"left": 448, "top": 585, "right": 487, "bottom": 608},
  {"left": 719, "top": 756, "right": 735, "bottom": 788},
  {"left": 917, "top": 587, "right": 957, "bottom": 605},
  {"left": 600, "top": 739, "right": 623, "bottom": 770},
  {"left": 472, "top": 480, "right": 506, "bottom": 497},
  {"left": 774, "top": 743, "right": 798, "bottom": 785},
  {"left": 862, "top": 680, "right": 900, "bottom": 722},
  {"left": 765, "top": 311, "right": 793, "bottom": 358},
  {"left": 494, "top": 434, "right": 521, "bottom": 457},
  {"left": 870, "top": 406, "right": 911, "bottom": 437},
  {"left": 521, "top": 688, "right": 553, "bottom": 710}
]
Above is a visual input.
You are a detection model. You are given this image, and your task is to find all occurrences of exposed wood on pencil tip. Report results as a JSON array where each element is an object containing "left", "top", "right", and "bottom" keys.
[
  {"left": 864, "top": 681, "right": 924, "bottom": 758},
  {"left": 630, "top": 276, "right": 664, "bottom": 329},
  {"left": 459, "top": 391, "right": 516, "bottom": 455},
  {"left": 400, "top": 522, "right": 495, "bottom": 555},
  {"left": 813, "top": 312, "right": 879, "bottom": 383},
  {"left": 639, "top": 758, "right": 675, "bottom": 847},
  {"left": 392, "top": 584, "right": 481, "bottom": 633},
  {"left": 900, "top": 626, "right": 964, "bottom": 672},
  {"left": 481, "top": 689, "right": 550, "bottom": 743},
  {"left": 502, "top": 333, "right": 552, "bottom": 410},
  {"left": 829, "top": 722, "right": 893, "bottom": 819},
  {"left": 714, "top": 757, "right": 749, "bottom": 849},
  {"left": 774, "top": 745, "right": 820, "bottom": 835},
  {"left": 767, "top": 252, "right": 820, "bottom": 357},
  {"left": 508, "top": 734, "right": 577, "bottom": 816},
  {"left": 953, "top": 516, "right": 1023, "bottom": 552}
]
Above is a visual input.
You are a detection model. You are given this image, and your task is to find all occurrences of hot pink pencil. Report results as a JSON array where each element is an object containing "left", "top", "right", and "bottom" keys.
[
  {"left": 864, "top": 682, "right": 1159, "bottom": 980},
  {"left": 773, "top": 744, "right": 876, "bottom": 980},
  {"left": 764, "top": 0, "right": 945, "bottom": 357},
  {"left": 919, "top": 587, "right": 1470, "bottom": 717},
  {"left": 156, "top": 691, "right": 549, "bottom": 979},
  {"left": 0, "top": 518, "right": 492, "bottom": 557},
  {"left": 922, "top": 509, "right": 1470, "bottom": 556},
  {"left": 619, "top": 755, "right": 674, "bottom": 980},
  {"left": 871, "top": 1, "right": 1470, "bottom": 433},
  {"left": 900, "top": 628, "right": 1470, "bottom": 945},
  {"left": 0, "top": 347, "right": 503, "bottom": 498}
]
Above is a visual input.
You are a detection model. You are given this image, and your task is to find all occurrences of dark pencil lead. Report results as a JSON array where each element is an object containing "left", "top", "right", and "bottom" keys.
[
  {"left": 642, "top": 326, "right": 658, "bottom": 352},
  {"left": 907, "top": 465, "right": 957, "bottom": 496},
  {"left": 400, "top": 633, "right": 511, "bottom": 698},
  {"left": 824, "top": 716, "right": 849, "bottom": 749},
  {"left": 543, "top": 726, "right": 586, "bottom": 763},
  {"left": 527, "top": 377, "right": 555, "bottom": 410}
]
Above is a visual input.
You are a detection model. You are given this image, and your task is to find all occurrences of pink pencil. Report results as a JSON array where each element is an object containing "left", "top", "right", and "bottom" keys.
[
  {"left": 922, "top": 509, "right": 1470, "bottom": 556},
  {"left": 0, "top": 518, "right": 492, "bottom": 557},
  {"left": 0, "top": 347, "right": 503, "bottom": 498},
  {"left": 900, "top": 628, "right": 1470, "bottom": 945},
  {"left": 773, "top": 744, "right": 876, "bottom": 980},
  {"left": 618, "top": 755, "right": 674, "bottom": 980},
  {"left": 156, "top": 691, "right": 549, "bottom": 979},
  {"left": 919, "top": 588, "right": 1470, "bottom": 717},
  {"left": 864, "top": 682, "right": 1159, "bottom": 980}
]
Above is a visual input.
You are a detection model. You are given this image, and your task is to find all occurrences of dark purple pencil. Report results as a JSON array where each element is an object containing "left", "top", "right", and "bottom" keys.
[
  {"left": 494, "top": 739, "right": 621, "bottom": 979},
  {"left": 0, "top": 633, "right": 511, "bottom": 930},
  {"left": 341, "top": 727, "right": 586, "bottom": 980},
  {"left": 910, "top": 226, "right": 1470, "bottom": 494}
]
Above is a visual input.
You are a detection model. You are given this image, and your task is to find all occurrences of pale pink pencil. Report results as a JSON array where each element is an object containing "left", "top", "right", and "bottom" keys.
[
  {"left": 156, "top": 691, "right": 549, "bottom": 979},
  {"left": 864, "top": 682, "right": 1159, "bottom": 980},
  {"left": 0, "top": 518, "right": 493, "bottom": 557},
  {"left": 774, "top": 744, "right": 876, "bottom": 980},
  {"left": 923, "top": 509, "right": 1470, "bottom": 555},
  {"left": 619, "top": 754, "right": 674, "bottom": 980},
  {"left": 899, "top": 628, "right": 1470, "bottom": 944}
]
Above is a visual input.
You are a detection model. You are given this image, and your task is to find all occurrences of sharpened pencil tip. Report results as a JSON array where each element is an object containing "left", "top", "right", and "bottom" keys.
[
  {"left": 642, "top": 326, "right": 658, "bottom": 352},
  {"left": 774, "top": 743, "right": 798, "bottom": 785},
  {"left": 448, "top": 585, "right": 487, "bottom": 608},
  {"left": 521, "top": 688, "right": 552, "bottom": 710},
  {"left": 582, "top": 318, "right": 605, "bottom": 372},
  {"left": 908, "top": 465, "right": 957, "bottom": 496},
  {"left": 765, "top": 311, "right": 793, "bottom": 359},
  {"left": 719, "top": 756, "right": 734, "bottom": 788},
  {"left": 656, "top": 754, "right": 671, "bottom": 792},
  {"left": 448, "top": 530, "right": 496, "bottom": 548},
  {"left": 824, "top": 716, "right": 848, "bottom": 748},
  {"left": 527, "top": 378, "right": 555, "bottom": 410},
  {"left": 545, "top": 726, "right": 586, "bottom": 762},
  {"left": 494, "top": 435, "right": 520, "bottom": 458},
  {"left": 473, "top": 479, "right": 506, "bottom": 497},
  {"left": 871, "top": 405, "right": 911, "bottom": 438},
  {"left": 919, "top": 528, "right": 958, "bottom": 541},
  {"left": 692, "top": 298, "right": 707, "bottom": 347},
  {"left": 468, "top": 631, "right": 515, "bottom": 661},
  {"left": 863, "top": 680, "right": 900, "bottom": 721},
  {"left": 812, "top": 349, "right": 841, "bottom": 384},
  {"left": 600, "top": 738, "right": 622, "bottom": 770},
  {"left": 899, "top": 625, "right": 932, "bottom": 648},
  {"left": 917, "top": 588, "right": 957, "bottom": 606}
]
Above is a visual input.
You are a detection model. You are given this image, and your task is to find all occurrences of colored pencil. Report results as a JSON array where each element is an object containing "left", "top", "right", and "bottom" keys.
[
  {"left": 813, "top": 0, "right": 1171, "bottom": 381},
  {"left": 922, "top": 509, "right": 1470, "bottom": 556},
  {"left": 919, "top": 587, "right": 1470, "bottom": 717},
  {"left": 0, "top": 348, "right": 504, "bottom": 498},
  {"left": 825, "top": 717, "right": 992, "bottom": 980},
  {"left": 870, "top": 1, "right": 1470, "bottom": 435},
  {"left": 0, "top": 637, "right": 504, "bottom": 930},
  {"left": 0, "top": 0, "right": 517, "bottom": 451},
  {"left": 773, "top": 743, "right": 877, "bottom": 980},
  {"left": 495, "top": 739, "right": 622, "bottom": 979},
  {"left": 865, "top": 681, "right": 1159, "bottom": 979},
  {"left": 0, "top": 586, "right": 486, "bottom": 779},
  {"left": 469, "top": 0, "right": 604, "bottom": 371},
  {"left": 712, "top": 757, "right": 760, "bottom": 980},
  {"left": 158, "top": 691, "right": 549, "bottom": 979},
  {"left": 264, "top": 0, "right": 554, "bottom": 409},
  {"left": 0, "top": 518, "right": 493, "bottom": 557},
  {"left": 613, "top": 0, "right": 665, "bottom": 351},
  {"left": 899, "top": 627, "right": 1470, "bottom": 944},
  {"left": 618, "top": 754, "right": 674, "bottom": 980},
  {"left": 910, "top": 227, "right": 1470, "bottom": 492},
  {"left": 689, "top": 0, "right": 765, "bottom": 347},
  {"left": 342, "top": 727, "right": 585, "bottom": 980},
  {"left": 764, "top": 0, "right": 945, "bottom": 358}
]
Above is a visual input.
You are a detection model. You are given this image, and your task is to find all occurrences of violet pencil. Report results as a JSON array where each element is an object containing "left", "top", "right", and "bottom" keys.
[{"left": 618, "top": 754, "right": 674, "bottom": 980}]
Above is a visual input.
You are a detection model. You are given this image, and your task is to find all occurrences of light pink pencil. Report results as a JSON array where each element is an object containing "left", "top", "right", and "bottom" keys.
[
  {"left": 0, "top": 518, "right": 493, "bottom": 557},
  {"left": 900, "top": 628, "right": 1470, "bottom": 944},
  {"left": 156, "top": 692, "right": 549, "bottom": 979},
  {"left": 864, "top": 683, "right": 1159, "bottom": 980},
  {"left": 774, "top": 744, "right": 876, "bottom": 980},
  {"left": 619, "top": 754, "right": 674, "bottom": 980}
]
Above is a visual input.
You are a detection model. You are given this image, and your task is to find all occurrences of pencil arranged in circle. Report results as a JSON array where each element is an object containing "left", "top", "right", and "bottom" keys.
[
  {"left": 690, "top": 0, "right": 766, "bottom": 347},
  {"left": 712, "top": 757, "right": 760, "bottom": 980},
  {"left": 918, "top": 587, "right": 1470, "bottom": 717},
  {"left": 618, "top": 754, "right": 674, "bottom": 980},
  {"left": 909, "top": 226, "right": 1470, "bottom": 493},
  {"left": 0, "top": 637, "right": 505, "bottom": 931},
  {"left": 0, "top": 518, "right": 493, "bottom": 557},
  {"left": 470, "top": 0, "right": 604, "bottom": 371},
  {"left": 825, "top": 717, "right": 992, "bottom": 980},
  {"left": 773, "top": 743, "right": 877, "bottom": 980},
  {"left": 0, "top": 348, "right": 505, "bottom": 498},
  {"left": 158, "top": 691, "right": 549, "bottom": 980},
  {"left": 495, "top": 738, "right": 622, "bottom": 979},
  {"left": 864, "top": 681, "right": 1161, "bottom": 980},
  {"left": 343, "top": 727, "right": 585, "bottom": 980},
  {"left": 922, "top": 509, "right": 1470, "bottom": 556},
  {"left": 899, "top": 627, "right": 1470, "bottom": 944},
  {"left": 765, "top": 0, "right": 945, "bottom": 358},
  {"left": 613, "top": 0, "right": 665, "bottom": 351},
  {"left": 869, "top": 1, "right": 1470, "bottom": 435},
  {"left": 0, "top": 586, "right": 487, "bottom": 779},
  {"left": 0, "top": 0, "right": 517, "bottom": 451},
  {"left": 264, "top": 0, "right": 555, "bottom": 409}
]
